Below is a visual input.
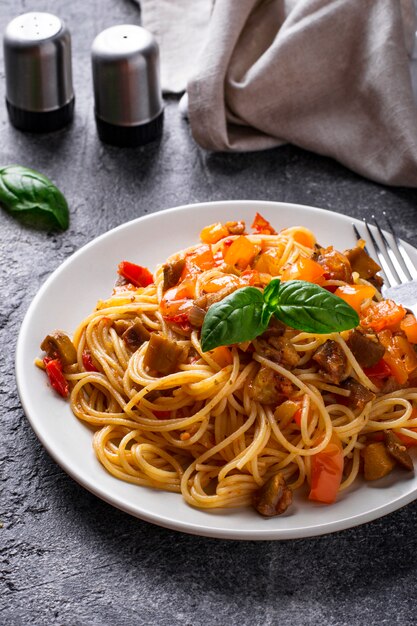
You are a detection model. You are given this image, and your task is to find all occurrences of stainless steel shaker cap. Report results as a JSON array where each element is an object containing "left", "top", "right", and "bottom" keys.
[
  {"left": 3, "top": 12, "right": 74, "bottom": 132},
  {"left": 91, "top": 25, "right": 163, "bottom": 147}
]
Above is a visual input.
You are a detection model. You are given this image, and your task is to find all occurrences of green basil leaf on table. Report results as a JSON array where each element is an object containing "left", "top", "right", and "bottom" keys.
[
  {"left": 201, "top": 287, "right": 267, "bottom": 352},
  {"left": 0, "top": 165, "right": 69, "bottom": 229},
  {"left": 274, "top": 280, "right": 360, "bottom": 333}
]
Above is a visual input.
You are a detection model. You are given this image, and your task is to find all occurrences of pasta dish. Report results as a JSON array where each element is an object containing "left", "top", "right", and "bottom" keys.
[{"left": 37, "top": 213, "right": 417, "bottom": 516}]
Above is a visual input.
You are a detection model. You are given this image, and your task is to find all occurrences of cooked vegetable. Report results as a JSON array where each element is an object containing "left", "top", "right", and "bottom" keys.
[
  {"left": 377, "top": 330, "right": 417, "bottom": 385},
  {"left": 400, "top": 314, "right": 417, "bottom": 344},
  {"left": 118, "top": 261, "right": 154, "bottom": 287},
  {"left": 334, "top": 284, "right": 376, "bottom": 313},
  {"left": 309, "top": 434, "right": 343, "bottom": 504},
  {"left": 143, "top": 333, "right": 187, "bottom": 375},
  {"left": 40, "top": 330, "right": 77, "bottom": 366},
  {"left": 248, "top": 366, "right": 294, "bottom": 404},
  {"left": 255, "top": 335, "right": 300, "bottom": 369},
  {"left": 122, "top": 320, "right": 151, "bottom": 351},
  {"left": 224, "top": 235, "right": 257, "bottom": 269},
  {"left": 312, "top": 340, "right": 347, "bottom": 384},
  {"left": 82, "top": 350, "right": 99, "bottom": 372},
  {"left": 252, "top": 472, "right": 292, "bottom": 516},
  {"left": 316, "top": 247, "right": 352, "bottom": 282},
  {"left": 43, "top": 357, "right": 69, "bottom": 398},
  {"left": 251, "top": 212, "right": 277, "bottom": 235},
  {"left": 341, "top": 377, "right": 375, "bottom": 411},
  {"left": 200, "top": 222, "right": 229, "bottom": 244},
  {"left": 363, "top": 442, "right": 395, "bottom": 480},
  {"left": 162, "top": 258, "right": 186, "bottom": 291},
  {"left": 361, "top": 299, "right": 406, "bottom": 332},
  {"left": 344, "top": 245, "right": 381, "bottom": 280},
  {"left": 384, "top": 431, "right": 414, "bottom": 471},
  {"left": 363, "top": 358, "right": 392, "bottom": 379},
  {"left": 346, "top": 330, "right": 385, "bottom": 368},
  {"left": 280, "top": 257, "right": 325, "bottom": 284}
]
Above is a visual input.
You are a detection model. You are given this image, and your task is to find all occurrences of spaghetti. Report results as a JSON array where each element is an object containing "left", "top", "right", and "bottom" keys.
[{"left": 38, "top": 213, "right": 417, "bottom": 515}]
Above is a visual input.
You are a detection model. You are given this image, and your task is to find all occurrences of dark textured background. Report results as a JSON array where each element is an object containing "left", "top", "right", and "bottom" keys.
[{"left": 3, "top": 1, "right": 417, "bottom": 625}]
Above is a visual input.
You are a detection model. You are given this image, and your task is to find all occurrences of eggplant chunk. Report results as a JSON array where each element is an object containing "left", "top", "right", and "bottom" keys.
[
  {"left": 341, "top": 377, "right": 375, "bottom": 412},
  {"left": 384, "top": 431, "right": 414, "bottom": 471},
  {"left": 253, "top": 473, "right": 293, "bottom": 516},
  {"left": 347, "top": 330, "right": 385, "bottom": 369},
  {"left": 344, "top": 245, "right": 381, "bottom": 281},
  {"left": 122, "top": 320, "right": 151, "bottom": 351},
  {"left": 143, "top": 333, "right": 187, "bottom": 375},
  {"left": 162, "top": 258, "right": 186, "bottom": 292},
  {"left": 40, "top": 330, "right": 77, "bottom": 366},
  {"left": 363, "top": 442, "right": 395, "bottom": 480},
  {"left": 313, "top": 340, "right": 347, "bottom": 384}
]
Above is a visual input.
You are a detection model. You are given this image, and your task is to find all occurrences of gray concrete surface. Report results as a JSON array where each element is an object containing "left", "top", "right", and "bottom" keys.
[{"left": 2, "top": 1, "right": 417, "bottom": 625}]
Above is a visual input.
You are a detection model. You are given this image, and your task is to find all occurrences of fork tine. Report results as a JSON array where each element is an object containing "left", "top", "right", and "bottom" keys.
[
  {"left": 383, "top": 212, "right": 417, "bottom": 281},
  {"left": 371, "top": 216, "right": 409, "bottom": 284},
  {"left": 362, "top": 219, "right": 397, "bottom": 287},
  {"left": 352, "top": 223, "right": 369, "bottom": 254}
]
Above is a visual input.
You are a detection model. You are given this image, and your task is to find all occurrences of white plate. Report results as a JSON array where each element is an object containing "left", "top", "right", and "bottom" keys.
[{"left": 16, "top": 200, "right": 417, "bottom": 540}]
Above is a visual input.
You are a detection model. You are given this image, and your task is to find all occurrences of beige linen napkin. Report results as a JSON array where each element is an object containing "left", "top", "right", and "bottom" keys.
[
  {"left": 187, "top": 0, "right": 417, "bottom": 187},
  {"left": 140, "top": 0, "right": 213, "bottom": 93}
]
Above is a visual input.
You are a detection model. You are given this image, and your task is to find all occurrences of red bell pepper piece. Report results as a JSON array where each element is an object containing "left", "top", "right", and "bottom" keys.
[
  {"left": 363, "top": 359, "right": 392, "bottom": 380},
  {"left": 82, "top": 350, "right": 98, "bottom": 372},
  {"left": 43, "top": 357, "right": 69, "bottom": 398},
  {"left": 118, "top": 261, "right": 154, "bottom": 287}
]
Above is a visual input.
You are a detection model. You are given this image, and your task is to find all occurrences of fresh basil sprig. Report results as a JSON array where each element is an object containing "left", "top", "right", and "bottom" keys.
[
  {"left": 0, "top": 165, "right": 69, "bottom": 229},
  {"left": 200, "top": 278, "right": 359, "bottom": 352}
]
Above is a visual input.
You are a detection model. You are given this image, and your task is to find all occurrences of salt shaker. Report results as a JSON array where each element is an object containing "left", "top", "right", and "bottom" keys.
[{"left": 3, "top": 12, "right": 74, "bottom": 132}]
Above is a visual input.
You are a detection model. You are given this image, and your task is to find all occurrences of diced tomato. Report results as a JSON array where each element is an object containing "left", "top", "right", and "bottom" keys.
[
  {"left": 361, "top": 299, "right": 406, "bottom": 332},
  {"left": 224, "top": 236, "right": 257, "bottom": 270},
  {"left": 281, "top": 256, "right": 325, "bottom": 284},
  {"left": 210, "top": 346, "right": 233, "bottom": 368},
  {"left": 82, "top": 350, "right": 98, "bottom": 372},
  {"left": 117, "top": 261, "right": 154, "bottom": 287},
  {"left": 334, "top": 284, "right": 376, "bottom": 313},
  {"left": 292, "top": 229, "right": 315, "bottom": 249},
  {"left": 309, "top": 434, "right": 344, "bottom": 504},
  {"left": 401, "top": 314, "right": 417, "bottom": 344},
  {"left": 160, "top": 283, "right": 195, "bottom": 320},
  {"left": 363, "top": 359, "right": 392, "bottom": 379},
  {"left": 200, "top": 222, "right": 229, "bottom": 244},
  {"left": 43, "top": 357, "right": 69, "bottom": 398},
  {"left": 163, "top": 313, "right": 192, "bottom": 332},
  {"left": 251, "top": 212, "right": 277, "bottom": 235},
  {"left": 293, "top": 408, "right": 303, "bottom": 427}
]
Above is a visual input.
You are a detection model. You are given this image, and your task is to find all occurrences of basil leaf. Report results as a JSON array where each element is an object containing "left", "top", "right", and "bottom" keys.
[
  {"left": 201, "top": 287, "right": 267, "bottom": 352},
  {"left": 0, "top": 165, "right": 69, "bottom": 229},
  {"left": 274, "top": 280, "right": 359, "bottom": 333},
  {"left": 261, "top": 278, "right": 281, "bottom": 326}
]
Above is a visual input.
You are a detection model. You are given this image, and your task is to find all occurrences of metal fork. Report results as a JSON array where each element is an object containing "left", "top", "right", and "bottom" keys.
[{"left": 353, "top": 213, "right": 417, "bottom": 318}]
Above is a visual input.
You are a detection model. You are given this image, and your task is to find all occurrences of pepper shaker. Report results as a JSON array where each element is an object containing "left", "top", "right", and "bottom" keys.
[{"left": 91, "top": 24, "right": 163, "bottom": 147}]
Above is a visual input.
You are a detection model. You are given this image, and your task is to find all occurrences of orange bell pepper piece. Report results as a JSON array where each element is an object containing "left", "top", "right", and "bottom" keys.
[
  {"left": 334, "top": 284, "right": 376, "bottom": 313},
  {"left": 292, "top": 229, "right": 315, "bottom": 249},
  {"left": 400, "top": 313, "right": 417, "bottom": 344},
  {"left": 254, "top": 245, "right": 285, "bottom": 276},
  {"left": 210, "top": 346, "right": 233, "bottom": 368},
  {"left": 281, "top": 256, "right": 325, "bottom": 284},
  {"left": 223, "top": 236, "right": 256, "bottom": 270},
  {"left": 378, "top": 329, "right": 417, "bottom": 384},
  {"left": 200, "top": 222, "right": 229, "bottom": 244}
]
